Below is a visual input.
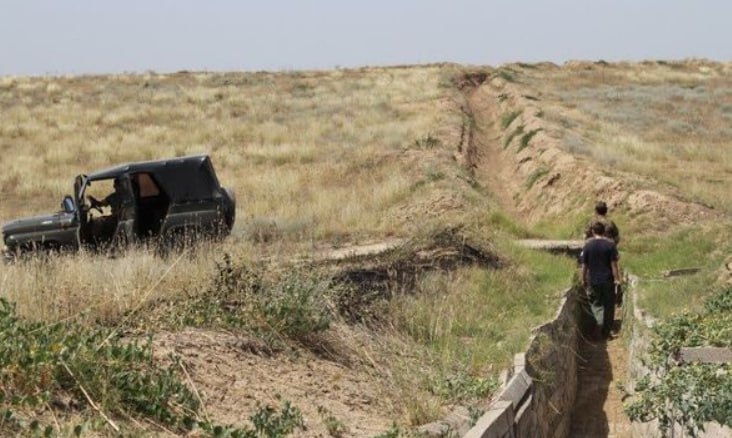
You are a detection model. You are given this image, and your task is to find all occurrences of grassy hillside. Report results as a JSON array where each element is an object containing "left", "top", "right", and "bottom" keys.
[
  {"left": 510, "top": 60, "right": 732, "bottom": 315},
  {"left": 0, "top": 60, "right": 730, "bottom": 435}
]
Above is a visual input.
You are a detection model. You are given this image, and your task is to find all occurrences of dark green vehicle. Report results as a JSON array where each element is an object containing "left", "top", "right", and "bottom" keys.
[{"left": 2, "top": 155, "right": 235, "bottom": 258}]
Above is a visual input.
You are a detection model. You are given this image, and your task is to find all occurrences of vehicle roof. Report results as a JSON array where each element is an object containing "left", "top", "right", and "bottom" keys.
[
  {"left": 87, "top": 154, "right": 211, "bottom": 181},
  {"left": 86, "top": 154, "right": 222, "bottom": 202}
]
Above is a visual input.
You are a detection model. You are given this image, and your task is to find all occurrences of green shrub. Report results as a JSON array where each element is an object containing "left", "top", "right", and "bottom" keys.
[
  {"left": 0, "top": 297, "right": 199, "bottom": 434},
  {"left": 496, "top": 70, "right": 516, "bottom": 82},
  {"left": 154, "top": 254, "right": 335, "bottom": 343},
  {"left": 625, "top": 288, "right": 732, "bottom": 435},
  {"left": 262, "top": 269, "right": 333, "bottom": 340},
  {"left": 414, "top": 133, "right": 441, "bottom": 149}
]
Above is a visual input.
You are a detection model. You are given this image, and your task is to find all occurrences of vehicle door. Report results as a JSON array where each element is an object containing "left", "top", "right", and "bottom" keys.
[
  {"left": 56, "top": 193, "right": 82, "bottom": 250},
  {"left": 112, "top": 174, "right": 138, "bottom": 246}
]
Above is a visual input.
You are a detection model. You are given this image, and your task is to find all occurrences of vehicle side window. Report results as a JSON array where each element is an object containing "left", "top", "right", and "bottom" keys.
[{"left": 135, "top": 173, "right": 161, "bottom": 198}]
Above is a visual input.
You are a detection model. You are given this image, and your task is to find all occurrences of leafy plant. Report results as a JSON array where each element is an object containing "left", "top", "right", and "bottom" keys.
[
  {"left": 0, "top": 297, "right": 199, "bottom": 434},
  {"left": 198, "top": 400, "right": 305, "bottom": 437},
  {"left": 625, "top": 288, "right": 732, "bottom": 436},
  {"left": 373, "top": 423, "right": 401, "bottom": 438},
  {"left": 429, "top": 370, "right": 498, "bottom": 401},
  {"left": 317, "top": 405, "right": 348, "bottom": 437}
]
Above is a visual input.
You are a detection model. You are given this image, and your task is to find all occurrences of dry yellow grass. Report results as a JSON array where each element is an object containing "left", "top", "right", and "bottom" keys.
[
  {"left": 516, "top": 60, "right": 732, "bottom": 214},
  {"left": 0, "top": 65, "right": 497, "bottom": 432},
  {"left": 2, "top": 61, "right": 730, "bottom": 433},
  {"left": 0, "top": 66, "right": 467, "bottom": 243}
]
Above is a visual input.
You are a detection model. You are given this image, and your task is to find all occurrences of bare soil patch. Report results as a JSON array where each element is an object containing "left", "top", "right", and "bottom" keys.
[{"left": 154, "top": 328, "right": 395, "bottom": 437}]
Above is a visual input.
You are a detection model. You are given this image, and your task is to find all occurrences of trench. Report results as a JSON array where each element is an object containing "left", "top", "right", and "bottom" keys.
[
  {"left": 424, "top": 75, "right": 635, "bottom": 436},
  {"left": 567, "top": 292, "right": 632, "bottom": 437},
  {"left": 417, "top": 244, "right": 633, "bottom": 437}
]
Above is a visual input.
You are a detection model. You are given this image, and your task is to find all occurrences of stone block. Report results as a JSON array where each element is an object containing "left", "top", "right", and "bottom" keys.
[
  {"left": 513, "top": 352, "right": 526, "bottom": 370},
  {"left": 498, "top": 368, "right": 532, "bottom": 410},
  {"left": 663, "top": 267, "right": 701, "bottom": 277},
  {"left": 464, "top": 401, "right": 515, "bottom": 438},
  {"left": 417, "top": 421, "right": 451, "bottom": 437},
  {"left": 678, "top": 347, "right": 732, "bottom": 364}
]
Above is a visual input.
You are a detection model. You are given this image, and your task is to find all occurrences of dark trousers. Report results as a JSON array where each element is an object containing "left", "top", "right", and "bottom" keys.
[{"left": 587, "top": 282, "right": 615, "bottom": 336}]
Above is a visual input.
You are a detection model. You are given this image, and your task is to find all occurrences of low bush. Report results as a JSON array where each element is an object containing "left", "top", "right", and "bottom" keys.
[
  {"left": 0, "top": 296, "right": 198, "bottom": 434},
  {"left": 0, "top": 294, "right": 307, "bottom": 435},
  {"left": 144, "top": 253, "right": 336, "bottom": 344},
  {"left": 625, "top": 288, "right": 732, "bottom": 435}
]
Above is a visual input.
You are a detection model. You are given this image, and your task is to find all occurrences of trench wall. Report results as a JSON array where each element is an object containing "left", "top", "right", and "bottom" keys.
[
  {"left": 467, "top": 286, "right": 583, "bottom": 438},
  {"left": 420, "top": 286, "right": 583, "bottom": 437}
]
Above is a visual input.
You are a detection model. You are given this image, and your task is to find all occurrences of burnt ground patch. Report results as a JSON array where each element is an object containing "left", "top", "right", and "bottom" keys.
[{"left": 327, "top": 228, "right": 503, "bottom": 323}]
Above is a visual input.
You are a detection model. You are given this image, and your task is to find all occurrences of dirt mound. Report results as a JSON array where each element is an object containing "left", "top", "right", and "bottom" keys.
[
  {"left": 326, "top": 228, "right": 502, "bottom": 322},
  {"left": 461, "top": 73, "right": 717, "bottom": 230}
]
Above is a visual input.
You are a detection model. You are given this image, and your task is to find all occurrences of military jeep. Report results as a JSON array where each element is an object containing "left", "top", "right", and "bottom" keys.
[{"left": 2, "top": 155, "right": 235, "bottom": 258}]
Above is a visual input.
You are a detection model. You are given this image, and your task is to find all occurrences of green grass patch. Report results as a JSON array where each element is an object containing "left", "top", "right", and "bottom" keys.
[
  {"left": 623, "top": 225, "right": 729, "bottom": 318},
  {"left": 517, "top": 128, "right": 542, "bottom": 153},
  {"left": 526, "top": 167, "right": 550, "bottom": 189},
  {"left": 530, "top": 209, "right": 590, "bottom": 240},
  {"left": 500, "top": 110, "right": 522, "bottom": 130},
  {"left": 496, "top": 70, "right": 516, "bottom": 82},
  {"left": 504, "top": 124, "right": 525, "bottom": 149},
  {"left": 485, "top": 210, "right": 533, "bottom": 238},
  {"left": 389, "top": 239, "right": 574, "bottom": 402}
]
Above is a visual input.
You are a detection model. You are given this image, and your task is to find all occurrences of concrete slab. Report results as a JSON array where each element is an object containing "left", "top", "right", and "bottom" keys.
[{"left": 678, "top": 347, "right": 732, "bottom": 364}]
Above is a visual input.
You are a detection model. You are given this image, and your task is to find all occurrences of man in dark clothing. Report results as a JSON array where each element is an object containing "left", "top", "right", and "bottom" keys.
[
  {"left": 582, "top": 221, "right": 621, "bottom": 339},
  {"left": 89, "top": 178, "right": 123, "bottom": 215},
  {"left": 88, "top": 178, "right": 125, "bottom": 240},
  {"left": 584, "top": 201, "right": 620, "bottom": 244}
]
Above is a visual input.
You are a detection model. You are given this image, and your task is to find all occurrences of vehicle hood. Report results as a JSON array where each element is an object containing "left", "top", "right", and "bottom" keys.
[{"left": 2, "top": 212, "right": 75, "bottom": 237}]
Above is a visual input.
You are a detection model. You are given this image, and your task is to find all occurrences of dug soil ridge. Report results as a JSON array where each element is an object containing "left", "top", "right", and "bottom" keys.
[{"left": 463, "top": 73, "right": 717, "bottom": 229}]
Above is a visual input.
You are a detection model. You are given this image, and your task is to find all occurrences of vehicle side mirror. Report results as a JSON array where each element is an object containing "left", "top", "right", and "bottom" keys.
[{"left": 62, "top": 195, "right": 76, "bottom": 213}]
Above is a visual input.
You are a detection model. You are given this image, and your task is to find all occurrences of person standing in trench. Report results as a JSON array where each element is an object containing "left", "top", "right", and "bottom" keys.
[{"left": 581, "top": 221, "right": 621, "bottom": 339}]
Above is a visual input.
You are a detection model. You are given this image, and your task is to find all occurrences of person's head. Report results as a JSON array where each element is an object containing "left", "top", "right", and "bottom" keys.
[
  {"left": 595, "top": 201, "right": 608, "bottom": 216},
  {"left": 591, "top": 221, "right": 605, "bottom": 236}
]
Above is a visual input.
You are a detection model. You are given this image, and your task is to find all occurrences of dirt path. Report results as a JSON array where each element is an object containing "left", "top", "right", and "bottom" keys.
[{"left": 568, "top": 307, "right": 632, "bottom": 437}]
